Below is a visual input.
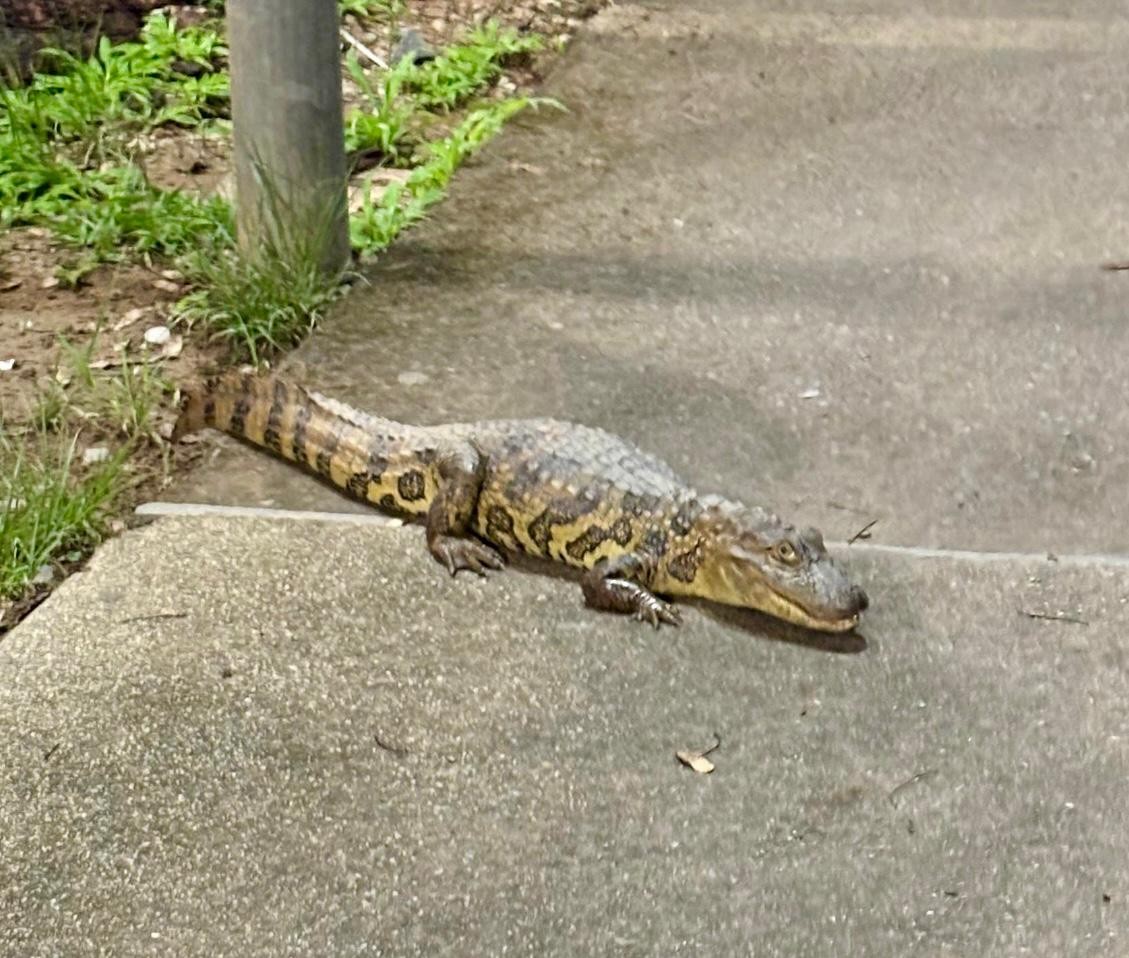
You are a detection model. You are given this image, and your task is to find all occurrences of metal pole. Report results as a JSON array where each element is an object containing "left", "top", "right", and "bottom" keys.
[{"left": 226, "top": 0, "right": 350, "bottom": 274}]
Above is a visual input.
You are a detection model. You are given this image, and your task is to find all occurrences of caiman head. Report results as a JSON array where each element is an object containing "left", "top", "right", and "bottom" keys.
[{"left": 671, "top": 498, "right": 869, "bottom": 633}]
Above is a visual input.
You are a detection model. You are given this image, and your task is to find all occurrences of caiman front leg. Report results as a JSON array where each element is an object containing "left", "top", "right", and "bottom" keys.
[
  {"left": 581, "top": 552, "right": 682, "bottom": 629},
  {"left": 426, "top": 442, "right": 505, "bottom": 577}
]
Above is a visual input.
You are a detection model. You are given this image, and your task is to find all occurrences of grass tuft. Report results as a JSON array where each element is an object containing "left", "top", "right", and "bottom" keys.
[
  {"left": 0, "top": 423, "right": 126, "bottom": 602},
  {"left": 174, "top": 239, "right": 349, "bottom": 366}
]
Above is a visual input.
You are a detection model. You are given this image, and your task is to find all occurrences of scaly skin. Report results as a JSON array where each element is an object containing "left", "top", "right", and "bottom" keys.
[{"left": 174, "top": 372, "right": 869, "bottom": 631}]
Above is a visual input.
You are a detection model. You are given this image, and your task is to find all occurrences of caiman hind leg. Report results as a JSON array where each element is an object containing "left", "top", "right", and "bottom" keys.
[
  {"left": 426, "top": 442, "right": 506, "bottom": 576},
  {"left": 581, "top": 552, "right": 682, "bottom": 629}
]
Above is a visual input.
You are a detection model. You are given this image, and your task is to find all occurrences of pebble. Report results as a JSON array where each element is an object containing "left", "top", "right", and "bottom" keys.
[
  {"left": 31, "top": 565, "right": 56, "bottom": 587},
  {"left": 397, "top": 370, "right": 430, "bottom": 386},
  {"left": 390, "top": 27, "right": 436, "bottom": 64},
  {"left": 144, "top": 325, "right": 172, "bottom": 346},
  {"left": 0, "top": 359, "right": 15, "bottom": 372}
]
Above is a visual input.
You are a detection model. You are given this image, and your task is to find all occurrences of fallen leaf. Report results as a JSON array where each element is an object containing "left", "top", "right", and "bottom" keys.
[
  {"left": 112, "top": 306, "right": 148, "bottom": 331},
  {"left": 153, "top": 279, "right": 181, "bottom": 294},
  {"left": 676, "top": 733, "right": 722, "bottom": 775},
  {"left": 0, "top": 278, "right": 21, "bottom": 292},
  {"left": 676, "top": 751, "right": 716, "bottom": 774}
]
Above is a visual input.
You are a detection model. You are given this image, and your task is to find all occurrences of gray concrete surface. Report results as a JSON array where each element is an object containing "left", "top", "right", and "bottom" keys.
[
  {"left": 176, "top": 0, "right": 1129, "bottom": 556},
  {"left": 3, "top": 514, "right": 1128, "bottom": 955},
  {"left": 8, "top": 1, "right": 1129, "bottom": 954}
]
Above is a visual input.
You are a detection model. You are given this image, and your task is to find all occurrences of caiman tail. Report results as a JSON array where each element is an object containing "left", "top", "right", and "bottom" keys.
[{"left": 173, "top": 370, "right": 437, "bottom": 513}]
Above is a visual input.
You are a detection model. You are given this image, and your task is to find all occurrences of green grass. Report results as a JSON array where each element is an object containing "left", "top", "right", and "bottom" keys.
[
  {"left": 174, "top": 236, "right": 349, "bottom": 366},
  {"left": 0, "top": 11, "right": 231, "bottom": 261},
  {"left": 0, "top": 337, "right": 173, "bottom": 604},
  {"left": 343, "top": 22, "right": 544, "bottom": 165},
  {"left": 405, "top": 22, "right": 542, "bottom": 111},
  {"left": 350, "top": 96, "right": 555, "bottom": 256},
  {"left": 344, "top": 51, "right": 415, "bottom": 165},
  {"left": 0, "top": 421, "right": 127, "bottom": 602},
  {"left": 14, "top": 16, "right": 227, "bottom": 141}
]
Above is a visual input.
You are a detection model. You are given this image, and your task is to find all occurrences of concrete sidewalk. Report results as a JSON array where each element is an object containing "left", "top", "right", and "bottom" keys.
[
  {"left": 7, "top": 0, "right": 1129, "bottom": 953},
  {"left": 3, "top": 514, "right": 1127, "bottom": 954}
]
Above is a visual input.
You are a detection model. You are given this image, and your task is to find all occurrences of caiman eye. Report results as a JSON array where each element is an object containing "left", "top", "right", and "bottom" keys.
[{"left": 773, "top": 541, "right": 800, "bottom": 565}]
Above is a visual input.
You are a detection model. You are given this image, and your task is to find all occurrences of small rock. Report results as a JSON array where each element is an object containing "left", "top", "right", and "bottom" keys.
[
  {"left": 144, "top": 325, "right": 172, "bottom": 346},
  {"left": 83, "top": 447, "right": 110, "bottom": 464},
  {"left": 0, "top": 358, "right": 15, "bottom": 372},
  {"left": 390, "top": 27, "right": 436, "bottom": 64},
  {"left": 397, "top": 370, "right": 430, "bottom": 386},
  {"left": 108, "top": 519, "right": 126, "bottom": 534},
  {"left": 0, "top": 277, "right": 21, "bottom": 292},
  {"left": 160, "top": 268, "right": 183, "bottom": 281},
  {"left": 160, "top": 335, "right": 184, "bottom": 360},
  {"left": 799, "top": 386, "right": 821, "bottom": 400},
  {"left": 41, "top": 276, "right": 60, "bottom": 289},
  {"left": 30, "top": 564, "right": 56, "bottom": 587},
  {"left": 153, "top": 279, "right": 181, "bottom": 294}
]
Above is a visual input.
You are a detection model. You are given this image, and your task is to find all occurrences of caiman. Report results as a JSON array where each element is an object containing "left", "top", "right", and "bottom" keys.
[{"left": 173, "top": 371, "right": 869, "bottom": 632}]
